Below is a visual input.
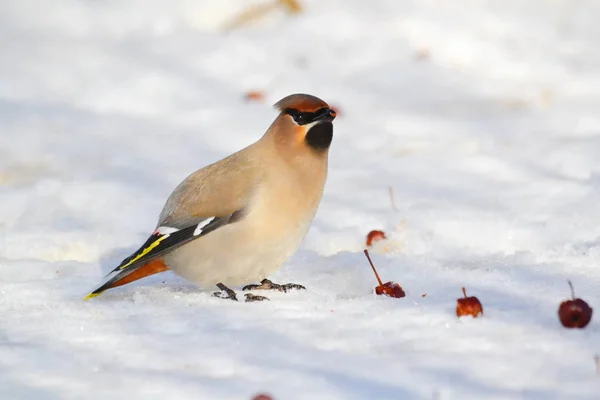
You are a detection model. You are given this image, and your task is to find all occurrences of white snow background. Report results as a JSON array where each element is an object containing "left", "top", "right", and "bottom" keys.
[{"left": 1, "top": 1, "right": 600, "bottom": 399}]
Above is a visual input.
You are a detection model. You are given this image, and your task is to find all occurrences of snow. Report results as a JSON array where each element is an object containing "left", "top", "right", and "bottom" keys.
[{"left": 1, "top": 0, "right": 600, "bottom": 398}]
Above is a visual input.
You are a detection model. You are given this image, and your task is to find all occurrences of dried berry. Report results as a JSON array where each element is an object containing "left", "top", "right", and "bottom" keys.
[
  {"left": 366, "top": 230, "right": 386, "bottom": 247},
  {"left": 456, "top": 287, "right": 483, "bottom": 318},
  {"left": 251, "top": 394, "right": 274, "bottom": 400},
  {"left": 558, "top": 281, "right": 592, "bottom": 329},
  {"left": 363, "top": 249, "right": 406, "bottom": 298},
  {"left": 244, "top": 90, "right": 266, "bottom": 102}
]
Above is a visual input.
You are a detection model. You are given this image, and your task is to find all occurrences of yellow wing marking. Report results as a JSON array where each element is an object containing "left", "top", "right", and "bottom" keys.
[
  {"left": 83, "top": 292, "right": 100, "bottom": 301},
  {"left": 83, "top": 235, "right": 169, "bottom": 301},
  {"left": 117, "top": 234, "right": 169, "bottom": 271}
]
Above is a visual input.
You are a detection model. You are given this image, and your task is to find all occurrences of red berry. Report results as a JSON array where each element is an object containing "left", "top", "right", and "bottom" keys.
[
  {"left": 366, "top": 230, "right": 386, "bottom": 247},
  {"left": 456, "top": 287, "right": 483, "bottom": 318},
  {"left": 363, "top": 250, "right": 406, "bottom": 299},
  {"left": 375, "top": 281, "right": 406, "bottom": 298},
  {"left": 558, "top": 281, "right": 593, "bottom": 329}
]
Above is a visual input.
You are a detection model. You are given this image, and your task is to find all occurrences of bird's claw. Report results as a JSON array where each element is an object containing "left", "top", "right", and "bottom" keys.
[
  {"left": 281, "top": 283, "right": 306, "bottom": 291},
  {"left": 244, "top": 293, "right": 269, "bottom": 302},
  {"left": 241, "top": 279, "right": 272, "bottom": 291},
  {"left": 212, "top": 282, "right": 238, "bottom": 301},
  {"left": 213, "top": 280, "right": 301, "bottom": 302},
  {"left": 242, "top": 278, "right": 306, "bottom": 293}
]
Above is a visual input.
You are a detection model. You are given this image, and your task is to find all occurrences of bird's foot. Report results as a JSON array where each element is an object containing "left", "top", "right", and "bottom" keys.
[
  {"left": 212, "top": 282, "right": 238, "bottom": 301},
  {"left": 242, "top": 278, "right": 306, "bottom": 293},
  {"left": 211, "top": 283, "right": 270, "bottom": 302}
]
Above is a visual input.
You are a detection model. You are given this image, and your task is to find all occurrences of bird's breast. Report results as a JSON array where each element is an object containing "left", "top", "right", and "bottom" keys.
[{"left": 245, "top": 187, "right": 317, "bottom": 244}]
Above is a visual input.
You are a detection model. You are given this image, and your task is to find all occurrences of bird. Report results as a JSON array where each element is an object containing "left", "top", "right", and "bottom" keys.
[{"left": 84, "top": 93, "right": 336, "bottom": 302}]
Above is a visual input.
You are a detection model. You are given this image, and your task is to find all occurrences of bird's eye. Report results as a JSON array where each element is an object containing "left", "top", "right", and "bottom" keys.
[{"left": 285, "top": 108, "right": 306, "bottom": 124}]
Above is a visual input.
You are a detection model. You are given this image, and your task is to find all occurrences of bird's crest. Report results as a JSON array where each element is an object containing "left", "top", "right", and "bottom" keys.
[{"left": 274, "top": 93, "right": 329, "bottom": 113}]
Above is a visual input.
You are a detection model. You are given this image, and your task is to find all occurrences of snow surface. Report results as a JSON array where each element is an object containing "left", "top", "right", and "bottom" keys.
[{"left": 2, "top": 1, "right": 600, "bottom": 399}]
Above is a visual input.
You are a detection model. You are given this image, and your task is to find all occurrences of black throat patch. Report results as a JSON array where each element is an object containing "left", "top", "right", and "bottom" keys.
[{"left": 305, "top": 122, "right": 333, "bottom": 151}]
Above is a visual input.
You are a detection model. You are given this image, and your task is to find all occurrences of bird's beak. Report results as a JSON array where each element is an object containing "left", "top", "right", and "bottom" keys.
[{"left": 315, "top": 108, "right": 337, "bottom": 123}]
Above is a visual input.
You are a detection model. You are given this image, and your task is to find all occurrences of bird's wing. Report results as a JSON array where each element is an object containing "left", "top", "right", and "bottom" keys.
[{"left": 84, "top": 210, "right": 244, "bottom": 300}]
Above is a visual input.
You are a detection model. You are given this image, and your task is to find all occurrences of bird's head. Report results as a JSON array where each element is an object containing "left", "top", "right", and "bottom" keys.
[{"left": 268, "top": 93, "right": 336, "bottom": 153}]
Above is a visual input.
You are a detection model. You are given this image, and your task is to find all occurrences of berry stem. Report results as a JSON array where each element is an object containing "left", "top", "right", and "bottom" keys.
[
  {"left": 567, "top": 280, "right": 575, "bottom": 299},
  {"left": 389, "top": 186, "right": 398, "bottom": 212},
  {"left": 462, "top": 287, "right": 467, "bottom": 298},
  {"left": 363, "top": 249, "right": 383, "bottom": 286}
]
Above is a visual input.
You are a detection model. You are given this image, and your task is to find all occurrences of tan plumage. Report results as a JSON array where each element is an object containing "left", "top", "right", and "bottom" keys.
[{"left": 85, "top": 93, "right": 336, "bottom": 299}]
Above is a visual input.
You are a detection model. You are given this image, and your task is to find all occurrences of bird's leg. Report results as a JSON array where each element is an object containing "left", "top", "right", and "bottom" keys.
[
  {"left": 212, "top": 282, "right": 238, "bottom": 301},
  {"left": 242, "top": 278, "right": 306, "bottom": 293}
]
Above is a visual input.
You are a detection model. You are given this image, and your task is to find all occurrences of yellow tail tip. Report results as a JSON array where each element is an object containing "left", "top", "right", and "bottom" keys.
[{"left": 83, "top": 292, "right": 101, "bottom": 301}]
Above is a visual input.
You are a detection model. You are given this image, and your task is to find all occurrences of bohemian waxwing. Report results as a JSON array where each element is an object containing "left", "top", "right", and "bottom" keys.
[{"left": 85, "top": 93, "right": 336, "bottom": 302}]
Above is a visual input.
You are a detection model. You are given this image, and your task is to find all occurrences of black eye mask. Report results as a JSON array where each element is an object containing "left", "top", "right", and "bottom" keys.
[{"left": 284, "top": 107, "right": 336, "bottom": 125}]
